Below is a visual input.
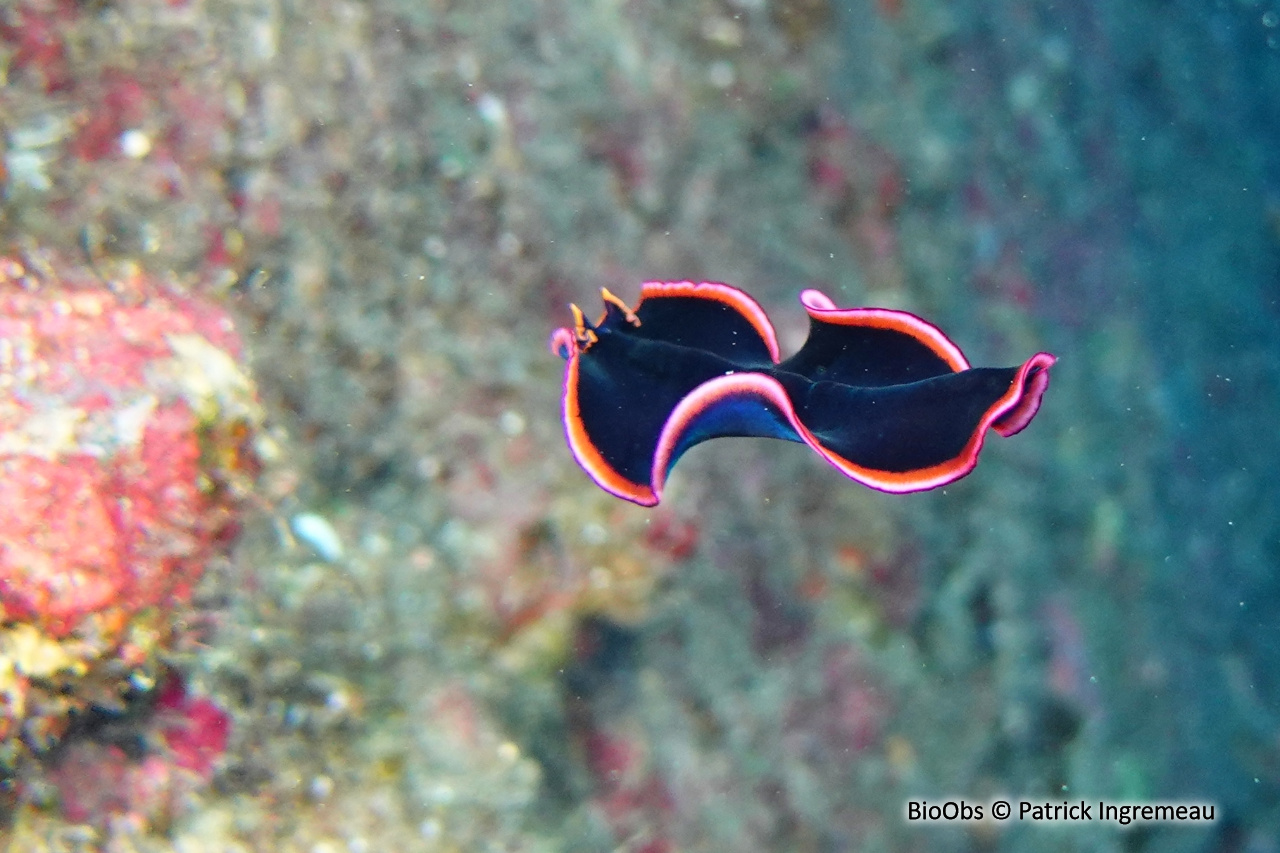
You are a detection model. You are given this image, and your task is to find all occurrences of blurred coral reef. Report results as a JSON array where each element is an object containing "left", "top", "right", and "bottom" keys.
[
  {"left": 0, "top": 251, "right": 259, "bottom": 763},
  {"left": 0, "top": 251, "right": 258, "bottom": 842},
  {"left": 1, "top": 0, "right": 1277, "bottom": 850}
]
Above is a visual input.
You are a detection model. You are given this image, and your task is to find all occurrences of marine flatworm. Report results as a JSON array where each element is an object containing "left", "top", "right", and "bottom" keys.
[{"left": 550, "top": 281, "right": 1054, "bottom": 506}]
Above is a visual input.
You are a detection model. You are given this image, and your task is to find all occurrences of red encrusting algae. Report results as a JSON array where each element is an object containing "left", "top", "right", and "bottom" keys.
[
  {"left": 0, "top": 251, "right": 261, "bottom": 767},
  {"left": 46, "top": 673, "right": 232, "bottom": 828}
]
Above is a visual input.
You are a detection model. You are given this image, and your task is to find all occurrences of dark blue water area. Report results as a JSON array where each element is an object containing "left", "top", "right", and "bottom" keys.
[
  {"left": 837, "top": 0, "right": 1280, "bottom": 843},
  {"left": 1095, "top": 2, "right": 1280, "bottom": 830}
]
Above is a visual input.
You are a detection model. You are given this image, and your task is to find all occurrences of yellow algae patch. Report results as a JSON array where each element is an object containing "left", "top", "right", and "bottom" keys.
[
  {"left": 165, "top": 332, "right": 262, "bottom": 426},
  {"left": 1, "top": 624, "right": 87, "bottom": 679}
]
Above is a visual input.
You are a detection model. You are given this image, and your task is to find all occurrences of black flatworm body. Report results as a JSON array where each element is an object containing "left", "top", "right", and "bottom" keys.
[{"left": 550, "top": 281, "right": 1055, "bottom": 506}]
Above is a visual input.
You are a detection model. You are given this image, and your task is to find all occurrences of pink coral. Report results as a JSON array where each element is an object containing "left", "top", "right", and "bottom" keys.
[
  {"left": 0, "top": 0, "right": 76, "bottom": 93},
  {"left": 47, "top": 675, "right": 232, "bottom": 828},
  {"left": 153, "top": 673, "right": 231, "bottom": 780},
  {"left": 0, "top": 454, "right": 123, "bottom": 633},
  {"left": 0, "top": 252, "right": 259, "bottom": 762},
  {"left": 0, "top": 257, "right": 247, "bottom": 638}
]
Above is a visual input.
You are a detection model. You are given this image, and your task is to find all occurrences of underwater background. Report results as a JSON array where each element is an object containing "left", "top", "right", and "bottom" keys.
[{"left": 1, "top": 0, "right": 1278, "bottom": 850}]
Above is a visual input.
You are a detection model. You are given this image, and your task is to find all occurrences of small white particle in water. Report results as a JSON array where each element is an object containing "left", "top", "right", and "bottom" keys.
[
  {"left": 120, "top": 129, "right": 151, "bottom": 159},
  {"left": 417, "top": 455, "right": 442, "bottom": 479},
  {"left": 326, "top": 689, "right": 352, "bottom": 714},
  {"left": 498, "top": 409, "right": 526, "bottom": 436},
  {"left": 308, "top": 774, "right": 334, "bottom": 800},
  {"left": 291, "top": 512, "right": 344, "bottom": 562},
  {"left": 476, "top": 92, "right": 508, "bottom": 128}
]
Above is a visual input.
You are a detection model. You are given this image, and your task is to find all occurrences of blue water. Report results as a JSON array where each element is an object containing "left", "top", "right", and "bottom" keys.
[{"left": 831, "top": 1, "right": 1280, "bottom": 847}]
